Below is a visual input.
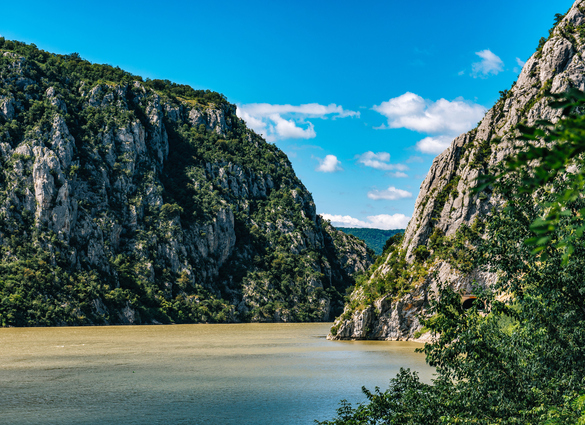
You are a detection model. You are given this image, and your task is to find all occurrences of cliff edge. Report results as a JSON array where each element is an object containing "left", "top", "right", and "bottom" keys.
[
  {"left": 329, "top": 0, "right": 585, "bottom": 340},
  {"left": 0, "top": 41, "right": 373, "bottom": 326}
]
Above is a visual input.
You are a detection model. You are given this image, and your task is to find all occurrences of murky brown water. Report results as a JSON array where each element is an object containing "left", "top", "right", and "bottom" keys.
[{"left": 0, "top": 323, "right": 433, "bottom": 424}]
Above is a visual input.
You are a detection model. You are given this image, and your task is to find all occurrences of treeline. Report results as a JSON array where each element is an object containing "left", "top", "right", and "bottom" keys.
[
  {"left": 319, "top": 90, "right": 585, "bottom": 424},
  {"left": 337, "top": 228, "right": 403, "bottom": 255},
  {"left": 0, "top": 37, "right": 227, "bottom": 106}
]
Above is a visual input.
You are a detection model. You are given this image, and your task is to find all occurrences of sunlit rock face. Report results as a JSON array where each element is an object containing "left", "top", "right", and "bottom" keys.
[
  {"left": 330, "top": 0, "right": 585, "bottom": 341},
  {"left": 0, "top": 44, "right": 373, "bottom": 326}
]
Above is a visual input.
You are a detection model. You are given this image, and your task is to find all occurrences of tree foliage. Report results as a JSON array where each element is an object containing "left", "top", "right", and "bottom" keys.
[
  {"left": 0, "top": 38, "right": 364, "bottom": 326},
  {"left": 479, "top": 89, "right": 585, "bottom": 262},
  {"left": 318, "top": 91, "right": 585, "bottom": 425},
  {"left": 337, "top": 228, "right": 403, "bottom": 256}
]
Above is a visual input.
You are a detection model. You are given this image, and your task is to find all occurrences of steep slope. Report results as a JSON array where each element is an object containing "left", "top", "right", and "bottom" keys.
[
  {"left": 0, "top": 39, "right": 373, "bottom": 326},
  {"left": 337, "top": 228, "right": 403, "bottom": 255},
  {"left": 330, "top": 0, "right": 585, "bottom": 340}
]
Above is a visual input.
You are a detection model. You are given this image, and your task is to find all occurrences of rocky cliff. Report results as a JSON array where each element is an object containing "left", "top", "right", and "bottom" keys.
[
  {"left": 329, "top": 0, "right": 585, "bottom": 340},
  {"left": 0, "top": 40, "right": 374, "bottom": 326}
]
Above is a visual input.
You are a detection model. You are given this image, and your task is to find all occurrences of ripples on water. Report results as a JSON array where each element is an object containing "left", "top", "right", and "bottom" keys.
[{"left": 0, "top": 323, "right": 433, "bottom": 424}]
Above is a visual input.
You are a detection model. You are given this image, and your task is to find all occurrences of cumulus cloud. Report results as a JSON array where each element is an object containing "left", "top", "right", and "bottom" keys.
[
  {"left": 321, "top": 213, "right": 411, "bottom": 230},
  {"left": 373, "top": 92, "right": 486, "bottom": 156},
  {"left": 471, "top": 50, "right": 504, "bottom": 78},
  {"left": 406, "top": 155, "right": 424, "bottom": 163},
  {"left": 367, "top": 214, "right": 411, "bottom": 229},
  {"left": 514, "top": 57, "right": 526, "bottom": 73},
  {"left": 387, "top": 171, "right": 408, "bottom": 178},
  {"left": 415, "top": 135, "right": 456, "bottom": 154},
  {"left": 239, "top": 103, "right": 359, "bottom": 118},
  {"left": 236, "top": 103, "right": 359, "bottom": 142},
  {"left": 373, "top": 92, "right": 485, "bottom": 135},
  {"left": 316, "top": 155, "right": 343, "bottom": 173},
  {"left": 356, "top": 151, "right": 408, "bottom": 171},
  {"left": 367, "top": 186, "right": 413, "bottom": 200}
]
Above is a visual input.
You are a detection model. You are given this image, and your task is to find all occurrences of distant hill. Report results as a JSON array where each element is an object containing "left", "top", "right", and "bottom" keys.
[
  {"left": 330, "top": 1, "right": 585, "bottom": 343},
  {"left": 337, "top": 228, "right": 404, "bottom": 255},
  {"left": 0, "top": 39, "right": 374, "bottom": 326}
]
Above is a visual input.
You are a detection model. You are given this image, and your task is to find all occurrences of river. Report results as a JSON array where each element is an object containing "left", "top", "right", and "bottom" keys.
[{"left": 0, "top": 323, "right": 433, "bottom": 424}]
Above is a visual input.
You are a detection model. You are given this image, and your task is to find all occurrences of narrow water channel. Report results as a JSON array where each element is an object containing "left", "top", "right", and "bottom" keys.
[{"left": 0, "top": 323, "right": 434, "bottom": 424}]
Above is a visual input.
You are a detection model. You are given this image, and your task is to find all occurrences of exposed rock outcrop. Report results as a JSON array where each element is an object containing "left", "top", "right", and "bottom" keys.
[
  {"left": 330, "top": 0, "right": 585, "bottom": 340},
  {"left": 0, "top": 42, "right": 372, "bottom": 326}
]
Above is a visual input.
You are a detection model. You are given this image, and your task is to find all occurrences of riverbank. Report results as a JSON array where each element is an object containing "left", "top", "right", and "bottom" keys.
[{"left": 0, "top": 323, "right": 433, "bottom": 424}]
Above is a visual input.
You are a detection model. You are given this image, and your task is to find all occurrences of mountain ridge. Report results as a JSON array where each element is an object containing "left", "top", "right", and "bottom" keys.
[
  {"left": 329, "top": 0, "right": 585, "bottom": 340},
  {"left": 0, "top": 39, "right": 373, "bottom": 326},
  {"left": 336, "top": 227, "right": 403, "bottom": 255}
]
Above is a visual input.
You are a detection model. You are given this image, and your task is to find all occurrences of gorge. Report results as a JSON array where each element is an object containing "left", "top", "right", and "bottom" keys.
[
  {"left": 329, "top": 0, "right": 585, "bottom": 342},
  {"left": 0, "top": 40, "right": 373, "bottom": 327}
]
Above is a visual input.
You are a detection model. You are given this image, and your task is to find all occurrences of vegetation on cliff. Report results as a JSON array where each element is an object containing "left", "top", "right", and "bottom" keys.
[
  {"left": 329, "top": 0, "right": 585, "bottom": 341},
  {"left": 319, "top": 89, "right": 585, "bottom": 425},
  {"left": 336, "top": 228, "right": 403, "bottom": 255},
  {"left": 321, "top": 3, "right": 585, "bottom": 422},
  {"left": 0, "top": 38, "right": 373, "bottom": 326}
]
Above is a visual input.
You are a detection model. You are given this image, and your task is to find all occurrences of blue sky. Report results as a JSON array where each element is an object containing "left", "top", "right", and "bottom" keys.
[{"left": 0, "top": 0, "right": 576, "bottom": 229}]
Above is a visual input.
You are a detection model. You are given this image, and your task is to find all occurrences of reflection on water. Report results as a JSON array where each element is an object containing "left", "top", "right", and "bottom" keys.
[{"left": 0, "top": 323, "right": 433, "bottom": 424}]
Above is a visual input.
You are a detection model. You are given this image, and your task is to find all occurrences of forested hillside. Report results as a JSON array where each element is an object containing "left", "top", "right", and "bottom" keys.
[
  {"left": 0, "top": 39, "right": 373, "bottom": 326},
  {"left": 337, "top": 228, "right": 403, "bottom": 255},
  {"left": 320, "top": 1, "right": 585, "bottom": 423},
  {"left": 330, "top": 0, "right": 585, "bottom": 341}
]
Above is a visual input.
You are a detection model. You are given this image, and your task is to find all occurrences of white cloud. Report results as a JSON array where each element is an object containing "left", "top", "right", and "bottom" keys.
[
  {"left": 367, "top": 214, "right": 411, "bottom": 229},
  {"left": 272, "top": 114, "right": 316, "bottom": 139},
  {"left": 471, "top": 50, "right": 504, "bottom": 78},
  {"left": 373, "top": 92, "right": 485, "bottom": 135},
  {"left": 514, "top": 57, "right": 526, "bottom": 73},
  {"left": 236, "top": 103, "right": 359, "bottom": 142},
  {"left": 387, "top": 171, "right": 408, "bottom": 178},
  {"left": 415, "top": 135, "right": 455, "bottom": 154},
  {"left": 356, "top": 151, "right": 408, "bottom": 171},
  {"left": 316, "top": 155, "right": 343, "bottom": 173},
  {"left": 237, "top": 110, "right": 269, "bottom": 135},
  {"left": 239, "top": 103, "right": 359, "bottom": 118},
  {"left": 367, "top": 186, "right": 413, "bottom": 200},
  {"left": 406, "top": 155, "right": 424, "bottom": 163},
  {"left": 321, "top": 213, "right": 411, "bottom": 230},
  {"left": 321, "top": 214, "right": 365, "bottom": 227},
  {"left": 373, "top": 92, "right": 486, "bottom": 156}
]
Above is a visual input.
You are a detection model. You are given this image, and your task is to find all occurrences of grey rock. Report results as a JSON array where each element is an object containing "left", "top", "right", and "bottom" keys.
[
  {"left": 0, "top": 95, "right": 15, "bottom": 120},
  {"left": 119, "top": 303, "right": 137, "bottom": 324},
  {"left": 45, "top": 87, "right": 68, "bottom": 113},
  {"left": 188, "top": 104, "right": 235, "bottom": 136},
  {"left": 331, "top": 1, "right": 585, "bottom": 341},
  {"left": 50, "top": 115, "right": 75, "bottom": 169}
]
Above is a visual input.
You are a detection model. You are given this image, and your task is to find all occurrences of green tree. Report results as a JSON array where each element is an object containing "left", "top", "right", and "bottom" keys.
[
  {"left": 479, "top": 89, "right": 585, "bottom": 262},
  {"left": 318, "top": 92, "right": 585, "bottom": 425}
]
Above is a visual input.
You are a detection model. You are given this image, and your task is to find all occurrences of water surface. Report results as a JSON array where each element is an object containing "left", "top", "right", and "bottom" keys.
[{"left": 0, "top": 323, "right": 433, "bottom": 424}]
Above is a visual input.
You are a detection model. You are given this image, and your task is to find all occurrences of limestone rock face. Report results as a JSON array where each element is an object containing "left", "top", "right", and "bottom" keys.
[
  {"left": 188, "top": 104, "right": 235, "bottom": 136},
  {"left": 0, "top": 45, "right": 372, "bottom": 326},
  {"left": 0, "top": 95, "right": 15, "bottom": 120},
  {"left": 330, "top": 0, "right": 585, "bottom": 340}
]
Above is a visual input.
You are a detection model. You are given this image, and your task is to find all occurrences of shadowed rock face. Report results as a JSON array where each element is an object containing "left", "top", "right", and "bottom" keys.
[
  {"left": 330, "top": 0, "right": 585, "bottom": 341},
  {"left": 0, "top": 46, "right": 373, "bottom": 326}
]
